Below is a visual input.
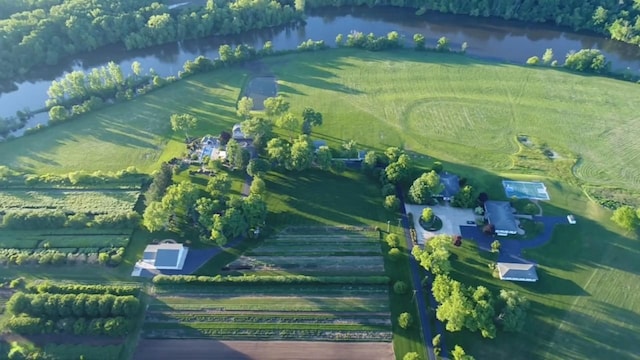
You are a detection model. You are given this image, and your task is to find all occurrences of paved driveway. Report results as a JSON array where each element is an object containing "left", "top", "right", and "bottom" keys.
[
  {"left": 460, "top": 216, "right": 568, "bottom": 263},
  {"left": 405, "top": 204, "right": 475, "bottom": 245}
]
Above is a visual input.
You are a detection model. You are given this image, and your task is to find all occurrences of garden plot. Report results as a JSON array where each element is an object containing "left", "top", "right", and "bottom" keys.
[
  {"left": 144, "top": 292, "right": 392, "bottom": 341},
  {"left": 0, "top": 190, "right": 139, "bottom": 213},
  {"left": 142, "top": 228, "right": 392, "bottom": 344},
  {"left": 236, "top": 229, "right": 385, "bottom": 275}
]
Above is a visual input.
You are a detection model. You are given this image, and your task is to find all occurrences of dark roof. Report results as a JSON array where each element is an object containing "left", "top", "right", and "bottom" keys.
[
  {"left": 439, "top": 172, "right": 461, "bottom": 198},
  {"left": 313, "top": 140, "right": 327, "bottom": 149},
  {"left": 142, "top": 251, "right": 156, "bottom": 261},
  {"left": 154, "top": 249, "right": 181, "bottom": 268},
  {"left": 485, "top": 201, "right": 519, "bottom": 233},
  {"left": 497, "top": 262, "right": 538, "bottom": 281}
]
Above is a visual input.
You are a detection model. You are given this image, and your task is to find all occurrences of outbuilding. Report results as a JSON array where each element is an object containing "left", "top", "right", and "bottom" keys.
[{"left": 496, "top": 262, "right": 538, "bottom": 282}]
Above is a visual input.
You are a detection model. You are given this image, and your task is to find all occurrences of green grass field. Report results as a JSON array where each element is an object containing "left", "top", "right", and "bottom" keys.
[{"left": 0, "top": 48, "right": 639, "bottom": 359}]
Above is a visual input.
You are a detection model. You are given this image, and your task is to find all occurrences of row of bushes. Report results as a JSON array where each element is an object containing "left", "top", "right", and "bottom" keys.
[
  {"left": 5, "top": 315, "right": 133, "bottom": 337},
  {"left": 2, "top": 343, "right": 124, "bottom": 360},
  {"left": 11, "top": 167, "right": 147, "bottom": 187},
  {"left": 26, "top": 282, "right": 139, "bottom": 297},
  {"left": 6, "top": 292, "right": 141, "bottom": 319},
  {"left": 2, "top": 210, "right": 140, "bottom": 230},
  {"left": 0, "top": 248, "right": 125, "bottom": 267},
  {"left": 153, "top": 274, "right": 390, "bottom": 285}
]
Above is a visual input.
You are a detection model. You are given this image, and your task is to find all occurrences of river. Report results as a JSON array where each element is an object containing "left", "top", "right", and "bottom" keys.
[{"left": 1, "top": 6, "right": 640, "bottom": 122}]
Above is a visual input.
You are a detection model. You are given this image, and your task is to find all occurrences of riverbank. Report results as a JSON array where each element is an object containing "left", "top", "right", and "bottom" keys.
[{"left": 2, "top": 6, "right": 640, "bottom": 120}]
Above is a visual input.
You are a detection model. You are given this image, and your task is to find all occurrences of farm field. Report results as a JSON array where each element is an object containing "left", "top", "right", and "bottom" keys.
[
  {"left": 0, "top": 47, "right": 638, "bottom": 360},
  {"left": 144, "top": 228, "right": 393, "bottom": 345},
  {"left": 234, "top": 228, "right": 385, "bottom": 275},
  {"left": 134, "top": 340, "right": 394, "bottom": 360},
  {"left": 0, "top": 189, "right": 139, "bottom": 213}
]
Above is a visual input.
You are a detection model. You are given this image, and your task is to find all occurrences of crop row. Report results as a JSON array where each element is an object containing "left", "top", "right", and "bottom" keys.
[
  {"left": 145, "top": 313, "right": 391, "bottom": 326},
  {"left": 154, "top": 284, "right": 389, "bottom": 296},
  {"left": 145, "top": 321, "right": 387, "bottom": 332},
  {"left": 143, "top": 328, "right": 392, "bottom": 342},
  {"left": 151, "top": 296, "right": 390, "bottom": 313},
  {"left": 0, "top": 190, "right": 139, "bottom": 213},
  {"left": 271, "top": 235, "right": 377, "bottom": 243},
  {"left": 0, "top": 235, "right": 129, "bottom": 250}
]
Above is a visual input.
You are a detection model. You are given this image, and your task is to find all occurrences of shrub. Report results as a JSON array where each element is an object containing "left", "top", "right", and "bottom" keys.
[
  {"left": 9, "top": 277, "right": 25, "bottom": 289},
  {"left": 384, "top": 195, "right": 400, "bottom": 211},
  {"left": 27, "top": 282, "right": 139, "bottom": 296},
  {"left": 388, "top": 248, "right": 403, "bottom": 261},
  {"left": 393, "top": 281, "right": 409, "bottom": 295},
  {"left": 381, "top": 183, "right": 396, "bottom": 196},
  {"left": 523, "top": 203, "right": 538, "bottom": 215},
  {"left": 403, "top": 353, "right": 420, "bottom": 360},
  {"left": 421, "top": 208, "right": 434, "bottom": 223},
  {"left": 398, "top": 312, "right": 413, "bottom": 329},
  {"left": 432, "top": 334, "right": 441, "bottom": 347},
  {"left": 526, "top": 56, "right": 540, "bottom": 65},
  {"left": 385, "top": 233, "right": 401, "bottom": 248},
  {"left": 153, "top": 274, "right": 390, "bottom": 286},
  {"left": 2, "top": 210, "right": 67, "bottom": 230}
]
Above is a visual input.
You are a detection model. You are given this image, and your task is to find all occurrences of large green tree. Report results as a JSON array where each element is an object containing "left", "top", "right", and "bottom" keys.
[
  {"left": 263, "top": 96, "right": 290, "bottom": 119},
  {"left": 236, "top": 96, "right": 254, "bottom": 119},
  {"left": 170, "top": 113, "right": 198, "bottom": 139},
  {"left": 497, "top": 290, "right": 529, "bottom": 332},
  {"left": 409, "top": 171, "right": 444, "bottom": 204},
  {"left": 611, "top": 205, "right": 639, "bottom": 231},
  {"left": 288, "top": 135, "right": 314, "bottom": 171}
]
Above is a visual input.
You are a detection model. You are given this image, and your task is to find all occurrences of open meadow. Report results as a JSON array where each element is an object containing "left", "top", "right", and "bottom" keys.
[{"left": 0, "top": 48, "right": 638, "bottom": 359}]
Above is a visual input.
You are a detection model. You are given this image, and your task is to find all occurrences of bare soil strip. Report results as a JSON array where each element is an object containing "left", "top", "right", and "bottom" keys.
[{"left": 134, "top": 340, "right": 394, "bottom": 360}]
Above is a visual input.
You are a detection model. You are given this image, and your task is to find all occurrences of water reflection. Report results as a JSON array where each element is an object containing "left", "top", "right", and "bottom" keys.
[{"left": 1, "top": 6, "right": 640, "bottom": 118}]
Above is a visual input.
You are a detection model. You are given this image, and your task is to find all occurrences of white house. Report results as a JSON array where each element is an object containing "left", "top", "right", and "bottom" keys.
[{"left": 141, "top": 243, "right": 188, "bottom": 270}]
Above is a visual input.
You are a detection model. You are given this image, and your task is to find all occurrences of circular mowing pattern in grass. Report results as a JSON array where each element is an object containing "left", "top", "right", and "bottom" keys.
[{"left": 419, "top": 216, "right": 443, "bottom": 231}]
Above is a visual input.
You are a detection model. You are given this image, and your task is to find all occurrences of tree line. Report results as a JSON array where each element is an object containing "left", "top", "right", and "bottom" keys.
[
  {"left": 412, "top": 235, "right": 530, "bottom": 339},
  {"left": 4, "top": 287, "right": 141, "bottom": 337},
  {"left": 0, "top": 0, "right": 301, "bottom": 82},
  {"left": 307, "top": 0, "right": 640, "bottom": 47}
]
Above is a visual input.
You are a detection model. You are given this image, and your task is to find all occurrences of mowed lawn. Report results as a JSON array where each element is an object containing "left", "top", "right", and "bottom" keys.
[{"left": 0, "top": 69, "right": 245, "bottom": 174}]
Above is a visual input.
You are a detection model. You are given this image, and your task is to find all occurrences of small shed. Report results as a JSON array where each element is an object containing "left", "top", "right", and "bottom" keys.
[{"left": 496, "top": 262, "right": 538, "bottom": 282}]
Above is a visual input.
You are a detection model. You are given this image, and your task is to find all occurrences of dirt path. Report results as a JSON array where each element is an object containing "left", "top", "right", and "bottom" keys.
[{"left": 134, "top": 340, "right": 393, "bottom": 360}]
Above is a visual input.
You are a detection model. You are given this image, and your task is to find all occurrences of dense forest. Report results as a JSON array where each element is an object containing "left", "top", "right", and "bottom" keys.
[
  {"left": 0, "top": 0, "right": 639, "bottom": 83},
  {"left": 0, "top": 0, "right": 301, "bottom": 81}
]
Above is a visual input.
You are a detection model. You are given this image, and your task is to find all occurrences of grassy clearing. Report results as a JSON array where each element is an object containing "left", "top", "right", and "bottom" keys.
[{"left": 0, "top": 70, "right": 247, "bottom": 174}]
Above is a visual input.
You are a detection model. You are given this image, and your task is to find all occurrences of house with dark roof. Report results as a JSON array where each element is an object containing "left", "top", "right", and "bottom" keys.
[
  {"left": 437, "top": 172, "right": 461, "bottom": 201},
  {"left": 496, "top": 262, "right": 538, "bottom": 282},
  {"left": 484, "top": 200, "right": 519, "bottom": 236},
  {"left": 232, "top": 124, "right": 249, "bottom": 139},
  {"left": 141, "top": 243, "right": 188, "bottom": 270}
]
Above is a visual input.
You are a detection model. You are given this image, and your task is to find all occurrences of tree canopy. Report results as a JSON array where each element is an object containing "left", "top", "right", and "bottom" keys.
[{"left": 170, "top": 113, "right": 197, "bottom": 138}]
